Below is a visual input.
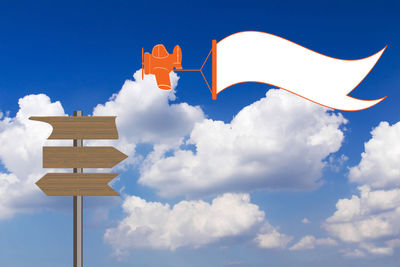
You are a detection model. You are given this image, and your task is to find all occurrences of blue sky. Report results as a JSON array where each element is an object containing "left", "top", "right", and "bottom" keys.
[{"left": 0, "top": 1, "right": 400, "bottom": 266}]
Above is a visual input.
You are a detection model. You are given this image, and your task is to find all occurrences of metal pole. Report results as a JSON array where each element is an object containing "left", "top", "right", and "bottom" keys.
[{"left": 73, "top": 111, "right": 83, "bottom": 267}]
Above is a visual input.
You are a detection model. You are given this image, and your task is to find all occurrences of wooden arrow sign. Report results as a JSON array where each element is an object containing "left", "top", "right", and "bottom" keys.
[
  {"left": 36, "top": 173, "right": 120, "bottom": 196},
  {"left": 43, "top": 147, "right": 128, "bottom": 168},
  {"left": 29, "top": 116, "right": 118, "bottom": 139}
]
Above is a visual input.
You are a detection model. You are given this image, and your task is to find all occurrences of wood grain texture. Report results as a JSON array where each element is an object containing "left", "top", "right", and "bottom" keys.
[
  {"left": 29, "top": 116, "right": 118, "bottom": 139},
  {"left": 36, "top": 173, "right": 120, "bottom": 196},
  {"left": 43, "top": 147, "right": 128, "bottom": 168}
]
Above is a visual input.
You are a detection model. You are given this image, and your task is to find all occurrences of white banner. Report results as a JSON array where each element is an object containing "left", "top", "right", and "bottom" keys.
[{"left": 215, "top": 31, "right": 386, "bottom": 111}]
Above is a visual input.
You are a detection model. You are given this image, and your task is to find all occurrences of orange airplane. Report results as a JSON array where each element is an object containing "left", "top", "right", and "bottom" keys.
[{"left": 142, "top": 44, "right": 182, "bottom": 90}]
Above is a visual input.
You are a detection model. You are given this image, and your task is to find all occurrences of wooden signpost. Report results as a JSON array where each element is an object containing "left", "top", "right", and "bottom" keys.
[{"left": 30, "top": 111, "right": 127, "bottom": 267}]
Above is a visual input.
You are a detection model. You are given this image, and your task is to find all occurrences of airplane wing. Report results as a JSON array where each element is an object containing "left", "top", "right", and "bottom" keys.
[{"left": 153, "top": 67, "right": 171, "bottom": 90}]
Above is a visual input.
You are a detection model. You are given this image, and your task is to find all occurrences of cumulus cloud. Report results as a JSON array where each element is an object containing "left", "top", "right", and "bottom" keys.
[
  {"left": 92, "top": 70, "right": 204, "bottom": 165},
  {"left": 324, "top": 186, "right": 400, "bottom": 243},
  {"left": 349, "top": 121, "right": 400, "bottom": 189},
  {"left": 324, "top": 121, "right": 400, "bottom": 256},
  {"left": 255, "top": 225, "right": 293, "bottom": 249},
  {"left": 324, "top": 186, "right": 400, "bottom": 257},
  {"left": 0, "top": 94, "right": 67, "bottom": 219},
  {"left": 324, "top": 186, "right": 400, "bottom": 246},
  {"left": 104, "top": 193, "right": 289, "bottom": 255},
  {"left": 139, "top": 89, "right": 347, "bottom": 197},
  {"left": 289, "top": 235, "right": 337, "bottom": 251},
  {"left": 302, "top": 218, "right": 311, "bottom": 224}
]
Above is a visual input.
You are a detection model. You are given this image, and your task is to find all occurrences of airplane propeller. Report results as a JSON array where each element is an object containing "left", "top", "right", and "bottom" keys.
[{"left": 142, "top": 47, "right": 144, "bottom": 80}]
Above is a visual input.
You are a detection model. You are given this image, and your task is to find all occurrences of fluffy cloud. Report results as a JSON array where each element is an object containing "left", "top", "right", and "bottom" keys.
[
  {"left": 349, "top": 121, "right": 400, "bottom": 189},
  {"left": 0, "top": 173, "right": 21, "bottom": 218},
  {"left": 92, "top": 70, "right": 204, "bottom": 164},
  {"left": 255, "top": 225, "right": 293, "bottom": 249},
  {"left": 104, "top": 193, "right": 289, "bottom": 255},
  {"left": 324, "top": 121, "right": 400, "bottom": 256},
  {"left": 139, "top": 89, "right": 347, "bottom": 197},
  {"left": 324, "top": 186, "right": 400, "bottom": 243},
  {"left": 0, "top": 94, "right": 67, "bottom": 219},
  {"left": 289, "top": 235, "right": 337, "bottom": 251}
]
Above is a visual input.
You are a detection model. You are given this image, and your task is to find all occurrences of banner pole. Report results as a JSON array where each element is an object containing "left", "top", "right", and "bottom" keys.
[
  {"left": 212, "top": 40, "right": 217, "bottom": 100},
  {"left": 73, "top": 110, "right": 83, "bottom": 267}
]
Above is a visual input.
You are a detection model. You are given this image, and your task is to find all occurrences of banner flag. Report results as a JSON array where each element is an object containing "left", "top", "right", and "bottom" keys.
[{"left": 212, "top": 31, "right": 386, "bottom": 111}]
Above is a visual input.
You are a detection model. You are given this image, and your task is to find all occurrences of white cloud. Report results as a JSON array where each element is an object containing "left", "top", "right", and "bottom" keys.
[
  {"left": 323, "top": 121, "right": 400, "bottom": 256},
  {"left": 325, "top": 186, "right": 400, "bottom": 243},
  {"left": 255, "top": 225, "right": 293, "bottom": 249},
  {"left": 0, "top": 173, "right": 20, "bottom": 218},
  {"left": 289, "top": 235, "right": 337, "bottom": 251},
  {"left": 0, "top": 94, "right": 67, "bottom": 219},
  {"left": 302, "top": 218, "right": 311, "bottom": 224},
  {"left": 92, "top": 70, "right": 204, "bottom": 164},
  {"left": 327, "top": 185, "right": 400, "bottom": 224},
  {"left": 104, "top": 193, "right": 289, "bottom": 255},
  {"left": 139, "top": 89, "right": 347, "bottom": 197},
  {"left": 0, "top": 94, "right": 65, "bottom": 178},
  {"left": 349, "top": 121, "right": 400, "bottom": 189},
  {"left": 339, "top": 239, "right": 400, "bottom": 258},
  {"left": 359, "top": 243, "right": 393, "bottom": 256},
  {"left": 340, "top": 248, "right": 366, "bottom": 258}
]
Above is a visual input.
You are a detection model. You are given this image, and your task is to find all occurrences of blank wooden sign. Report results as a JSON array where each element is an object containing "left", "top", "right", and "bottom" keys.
[
  {"left": 43, "top": 146, "right": 128, "bottom": 168},
  {"left": 36, "top": 173, "right": 120, "bottom": 196},
  {"left": 30, "top": 116, "right": 118, "bottom": 139}
]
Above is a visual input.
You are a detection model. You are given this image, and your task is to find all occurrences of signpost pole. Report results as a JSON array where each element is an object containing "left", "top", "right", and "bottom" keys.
[{"left": 73, "top": 110, "right": 83, "bottom": 267}]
